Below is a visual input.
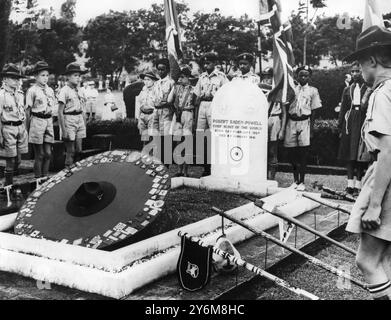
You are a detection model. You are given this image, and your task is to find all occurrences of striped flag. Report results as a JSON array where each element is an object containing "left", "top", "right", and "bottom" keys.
[
  {"left": 164, "top": 0, "right": 183, "bottom": 82},
  {"left": 363, "top": 0, "right": 385, "bottom": 31},
  {"left": 259, "top": 0, "right": 296, "bottom": 104}
]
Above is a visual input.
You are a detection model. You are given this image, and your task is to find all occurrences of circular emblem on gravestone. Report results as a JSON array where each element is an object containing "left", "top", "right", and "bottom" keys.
[
  {"left": 14, "top": 150, "right": 171, "bottom": 251},
  {"left": 230, "top": 147, "right": 244, "bottom": 162}
]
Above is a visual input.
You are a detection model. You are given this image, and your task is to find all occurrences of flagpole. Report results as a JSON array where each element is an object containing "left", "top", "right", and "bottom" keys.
[{"left": 257, "top": 21, "right": 263, "bottom": 74}]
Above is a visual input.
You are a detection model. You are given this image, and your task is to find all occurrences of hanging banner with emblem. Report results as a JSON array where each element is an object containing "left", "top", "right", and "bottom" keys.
[{"left": 177, "top": 234, "right": 213, "bottom": 292}]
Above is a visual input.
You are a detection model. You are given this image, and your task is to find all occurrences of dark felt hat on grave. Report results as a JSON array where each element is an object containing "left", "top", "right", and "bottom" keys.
[{"left": 14, "top": 151, "right": 171, "bottom": 251}]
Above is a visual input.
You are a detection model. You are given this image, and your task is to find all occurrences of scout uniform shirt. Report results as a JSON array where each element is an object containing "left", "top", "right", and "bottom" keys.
[
  {"left": 288, "top": 84, "right": 322, "bottom": 117},
  {"left": 137, "top": 85, "right": 156, "bottom": 136},
  {"left": 26, "top": 83, "right": 56, "bottom": 145},
  {"left": 154, "top": 75, "right": 175, "bottom": 107},
  {"left": 26, "top": 83, "right": 55, "bottom": 115},
  {"left": 172, "top": 84, "right": 195, "bottom": 136},
  {"left": 194, "top": 69, "right": 228, "bottom": 101},
  {"left": 0, "top": 84, "right": 28, "bottom": 157},
  {"left": 233, "top": 71, "right": 260, "bottom": 86},
  {"left": 58, "top": 84, "right": 86, "bottom": 114}
]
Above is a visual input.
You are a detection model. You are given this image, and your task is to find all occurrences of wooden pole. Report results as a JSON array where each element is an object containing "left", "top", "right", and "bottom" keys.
[
  {"left": 178, "top": 231, "right": 320, "bottom": 300},
  {"left": 257, "top": 21, "right": 263, "bottom": 74},
  {"left": 211, "top": 207, "right": 367, "bottom": 290}
]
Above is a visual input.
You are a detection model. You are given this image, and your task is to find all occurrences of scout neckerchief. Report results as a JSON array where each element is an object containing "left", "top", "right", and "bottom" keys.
[
  {"left": 67, "top": 83, "right": 82, "bottom": 112},
  {"left": 178, "top": 85, "right": 192, "bottom": 111},
  {"left": 344, "top": 82, "right": 365, "bottom": 135},
  {"left": 36, "top": 83, "right": 53, "bottom": 114}
]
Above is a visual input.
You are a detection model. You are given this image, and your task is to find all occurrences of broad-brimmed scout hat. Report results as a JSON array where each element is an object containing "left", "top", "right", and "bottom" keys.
[
  {"left": 0, "top": 63, "right": 26, "bottom": 79},
  {"left": 344, "top": 25, "right": 391, "bottom": 62},
  {"left": 178, "top": 65, "right": 195, "bottom": 79},
  {"left": 31, "top": 61, "right": 53, "bottom": 75},
  {"left": 14, "top": 151, "right": 172, "bottom": 251},
  {"left": 236, "top": 53, "right": 255, "bottom": 64},
  {"left": 63, "top": 62, "right": 88, "bottom": 75},
  {"left": 155, "top": 58, "right": 170, "bottom": 69},
  {"left": 140, "top": 72, "right": 159, "bottom": 81}
]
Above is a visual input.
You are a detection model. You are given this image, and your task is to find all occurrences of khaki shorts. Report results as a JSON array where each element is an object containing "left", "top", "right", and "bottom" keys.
[
  {"left": 152, "top": 108, "right": 173, "bottom": 136},
  {"left": 86, "top": 101, "right": 97, "bottom": 114},
  {"left": 1, "top": 124, "right": 28, "bottom": 158},
  {"left": 29, "top": 116, "right": 54, "bottom": 145},
  {"left": 197, "top": 101, "right": 212, "bottom": 131},
  {"left": 173, "top": 110, "right": 194, "bottom": 136},
  {"left": 64, "top": 114, "right": 86, "bottom": 141},
  {"left": 138, "top": 112, "right": 154, "bottom": 136},
  {"left": 268, "top": 116, "right": 282, "bottom": 142},
  {"left": 284, "top": 119, "right": 311, "bottom": 148}
]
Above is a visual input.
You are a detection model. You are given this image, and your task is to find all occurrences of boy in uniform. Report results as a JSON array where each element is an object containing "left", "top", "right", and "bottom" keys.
[
  {"left": 168, "top": 65, "right": 196, "bottom": 177},
  {"left": 85, "top": 81, "right": 99, "bottom": 122},
  {"left": 284, "top": 66, "right": 322, "bottom": 191},
  {"left": 194, "top": 52, "right": 228, "bottom": 176},
  {"left": 152, "top": 58, "right": 175, "bottom": 136},
  {"left": 57, "top": 62, "right": 88, "bottom": 167},
  {"left": 233, "top": 53, "right": 260, "bottom": 86},
  {"left": 137, "top": 72, "right": 158, "bottom": 138},
  {"left": 26, "top": 61, "right": 56, "bottom": 179},
  {"left": 0, "top": 64, "right": 28, "bottom": 186}
]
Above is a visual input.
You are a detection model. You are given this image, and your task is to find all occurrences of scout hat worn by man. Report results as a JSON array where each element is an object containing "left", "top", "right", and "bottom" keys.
[
  {"left": 30, "top": 61, "right": 53, "bottom": 75},
  {"left": 63, "top": 62, "right": 88, "bottom": 75},
  {"left": 0, "top": 63, "right": 26, "bottom": 79},
  {"left": 344, "top": 25, "right": 391, "bottom": 62},
  {"left": 179, "top": 65, "right": 194, "bottom": 79},
  {"left": 296, "top": 65, "right": 312, "bottom": 75}
]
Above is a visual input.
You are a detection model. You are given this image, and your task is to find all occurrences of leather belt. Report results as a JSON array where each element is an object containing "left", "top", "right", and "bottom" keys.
[
  {"left": 32, "top": 112, "right": 52, "bottom": 119},
  {"left": 2, "top": 121, "right": 23, "bottom": 126},
  {"left": 288, "top": 114, "right": 311, "bottom": 121},
  {"left": 141, "top": 109, "right": 154, "bottom": 115},
  {"left": 200, "top": 98, "right": 213, "bottom": 102},
  {"left": 270, "top": 114, "right": 281, "bottom": 118},
  {"left": 64, "top": 111, "right": 83, "bottom": 116}
]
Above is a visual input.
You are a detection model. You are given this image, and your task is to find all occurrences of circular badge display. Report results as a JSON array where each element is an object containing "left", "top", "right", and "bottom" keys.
[
  {"left": 230, "top": 147, "right": 244, "bottom": 162},
  {"left": 14, "top": 150, "right": 171, "bottom": 251}
]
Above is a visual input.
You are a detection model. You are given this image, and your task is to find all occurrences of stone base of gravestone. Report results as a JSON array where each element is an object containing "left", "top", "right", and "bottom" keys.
[{"left": 205, "top": 79, "right": 278, "bottom": 194}]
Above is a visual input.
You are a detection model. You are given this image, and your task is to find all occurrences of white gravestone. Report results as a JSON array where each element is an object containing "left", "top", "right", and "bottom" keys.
[{"left": 203, "top": 80, "right": 278, "bottom": 194}]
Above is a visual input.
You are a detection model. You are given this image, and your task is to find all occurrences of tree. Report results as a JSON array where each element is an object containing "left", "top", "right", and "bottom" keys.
[
  {"left": 60, "top": 0, "right": 76, "bottom": 22},
  {"left": 185, "top": 10, "right": 265, "bottom": 73},
  {"left": 0, "top": 0, "right": 12, "bottom": 69}
]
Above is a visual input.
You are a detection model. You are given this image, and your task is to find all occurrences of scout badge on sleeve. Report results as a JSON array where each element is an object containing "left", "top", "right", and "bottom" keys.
[{"left": 177, "top": 233, "right": 213, "bottom": 292}]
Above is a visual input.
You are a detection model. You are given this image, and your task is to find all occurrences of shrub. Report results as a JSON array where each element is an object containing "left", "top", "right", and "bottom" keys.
[{"left": 310, "top": 66, "right": 351, "bottom": 120}]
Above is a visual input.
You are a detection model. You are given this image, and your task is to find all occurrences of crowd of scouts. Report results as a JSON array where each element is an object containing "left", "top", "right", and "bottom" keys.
[
  {"left": 136, "top": 53, "right": 322, "bottom": 189},
  {"left": 0, "top": 61, "right": 89, "bottom": 188}
]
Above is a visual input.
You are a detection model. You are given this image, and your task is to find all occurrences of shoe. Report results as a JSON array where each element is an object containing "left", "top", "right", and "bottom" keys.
[
  {"left": 296, "top": 183, "right": 306, "bottom": 192},
  {"left": 345, "top": 187, "right": 354, "bottom": 195},
  {"left": 201, "top": 171, "right": 211, "bottom": 177},
  {"left": 288, "top": 183, "right": 298, "bottom": 189}
]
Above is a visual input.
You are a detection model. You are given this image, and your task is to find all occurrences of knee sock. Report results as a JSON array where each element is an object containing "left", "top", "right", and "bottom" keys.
[
  {"left": 299, "top": 148, "right": 309, "bottom": 184},
  {"left": 368, "top": 281, "right": 391, "bottom": 300}
]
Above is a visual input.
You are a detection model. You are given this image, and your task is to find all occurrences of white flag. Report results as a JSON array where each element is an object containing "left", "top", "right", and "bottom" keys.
[{"left": 363, "top": 0, "right": 385, "bottom": 31}]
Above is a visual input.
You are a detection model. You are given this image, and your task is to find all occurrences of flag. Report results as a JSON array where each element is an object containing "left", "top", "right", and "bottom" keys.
[
  {"left": 363, "top": 0, "right": 385, "bottom": 31},
  {"left": 164, "top": 0, "right": 183, "bottom": 82},
  {"left": 260, "top": 0, "right": 295, "bottom": 104}
]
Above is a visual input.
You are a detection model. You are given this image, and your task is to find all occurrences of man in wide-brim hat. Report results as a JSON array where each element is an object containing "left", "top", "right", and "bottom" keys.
[
  {"left": 344, "top": 25, "right": 391, "bottom": 300},
  {"left": 25, "top": 61, "right": 57, "bottom": 181},
  {"left": 58, "top": 62, "right": 89, "bottom": 168},
  {"left": 0, "top": 63, "right": 29, "bottom": 187}
]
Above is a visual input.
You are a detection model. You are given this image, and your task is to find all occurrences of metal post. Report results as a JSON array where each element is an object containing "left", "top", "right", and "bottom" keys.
[{"left": 303, "top": 0, "right": 309, "bottom": 65}]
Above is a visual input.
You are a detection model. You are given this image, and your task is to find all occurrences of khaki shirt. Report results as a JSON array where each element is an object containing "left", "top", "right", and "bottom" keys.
[
  {"left": 233, "top": 71, "right": 260, "bottom": 86},
  {"left": 137, "top": 85, "right": 156, "bottom": 114},
  {"left": 173, "top": 84, "right": 194, "bottom": 111},
  {"left": 0, "top": 85, "right": 26, "bottom": 122},
  {"left": 194, "top": 70, "right": 228, "bottom": 100},
  {"left": 153, "top": 76, "right": 175, "bottom": 106},
  {"left": 288, "top": 84, "right": 322, "bottom": 117},
  {"left": 57, "top": 84, "right": 86, "bottom": 113},
  {"left": 26, "top": 84, "right": 56, "bottom": 114},
  {"left": 364, "top": 78, "right": 391, "bottom": 153}
]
